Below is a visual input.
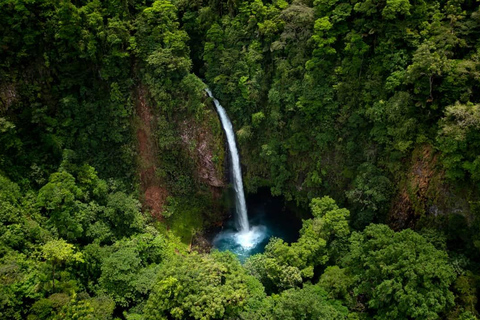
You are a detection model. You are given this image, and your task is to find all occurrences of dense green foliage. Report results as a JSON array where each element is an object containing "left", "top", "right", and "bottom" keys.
[
  {"left": 344, "top": 224, "right": 456, "bottom": 319},
  {"left": 144, "top": 251, "right": 261, "bottom": 319},
  {"left": 3, "top": 0, "right": 480, "bottom": 319},
  {"left": 195, "top": 0, "right": 480, "bottom": 217},
  {"left": 0, "top": 170, "right": 468, "bottom": 319}
]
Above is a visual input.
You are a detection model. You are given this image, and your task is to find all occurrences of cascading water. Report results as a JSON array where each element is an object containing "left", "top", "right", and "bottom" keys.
[
  {"left": 207, "top": 89, "right": 266, "bottom": 251},
  {"left": 206, "top": 89, "right": 249, "bottom": 232}
]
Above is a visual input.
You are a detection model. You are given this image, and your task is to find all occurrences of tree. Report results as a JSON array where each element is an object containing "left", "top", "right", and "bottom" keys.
[
  {"left": 270, "top": 284, "right": 349, "bottom": 320},
  {"left": 247, "top": 196, "right": 349, "bottom": 291},
  {"left": 0, "top": 251, "right": 42, "bottom": 319},
  {"left": 37, "top": 171, "right": 84, "bottom": 240},
  {"left": 144, "top": 251, "right": 263, "bottom": 320},
  {"left": 240, "top": 283, "right": 349, "bottom": 320},
  {"left": 104, "top": 192, "right": 144, "bottom": 238},
  {"left": 343, "top": 224, "right": 456, "bottom": 319},
  {"left": 0, "top": 174, "right": 27, "bottom": 253},
  {"left": 99, "top": 245, "right": 143, "bottom": 307},
  {"left": 318, "top": 266, "right": 355, "bottom": 305},
  {"left": 51, "top": 293, "right": 115, "bottom": 320},
  {"left": 244, "top": 253, "right": 303, "bottom": 293},
  {"left": 42, "top": 240, "right": 83, "bottom": 292},
  {"left": 345, "top": 163, "right": 392, "bottom": 228},
  {"left": 99, "top": 233, "right": 169, "bottom": 307},
  {"left": 310, "top": 196, "right": 351, "bottom": 260},
  {"left": 438, "top": 102, "right": 480, "bottom": 181}
]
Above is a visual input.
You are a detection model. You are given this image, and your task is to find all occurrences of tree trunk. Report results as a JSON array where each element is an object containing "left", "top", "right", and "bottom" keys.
[{"left": 52, "top": 262, "right": 55, "bottom": 292}]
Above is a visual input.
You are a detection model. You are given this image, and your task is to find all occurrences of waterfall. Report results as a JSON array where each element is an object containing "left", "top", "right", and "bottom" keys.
[{"left": 206, "top": 89, "right": 250, "bottom": 233}]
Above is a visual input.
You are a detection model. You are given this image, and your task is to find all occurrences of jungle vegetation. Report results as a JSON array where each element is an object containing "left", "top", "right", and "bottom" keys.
[{"left": 2, "top": 0, "right": 480, "bottom": 319}]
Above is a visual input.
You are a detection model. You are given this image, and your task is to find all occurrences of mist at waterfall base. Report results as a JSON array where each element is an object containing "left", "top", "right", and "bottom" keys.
[{"left": 212, "top": 190, "right": 302, "bottom": 261}]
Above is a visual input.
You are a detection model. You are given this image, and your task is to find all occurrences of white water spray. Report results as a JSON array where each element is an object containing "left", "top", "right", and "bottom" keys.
[{"left": 206, "top": 89, "right": 250, "bottom": 233}]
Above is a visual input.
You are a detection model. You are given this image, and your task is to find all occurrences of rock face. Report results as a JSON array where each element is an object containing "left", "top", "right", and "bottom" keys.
[
  {"left": 180, "top": 116, "right": 225, "bottom": 188},
  {"left": 135, "top": 85, "right": 168, "bottom": 220},
  {"left": 388, "top": 144, "right": 471, "bottom": 229},
  {"left": 0, "top": 83, "right": 17, "bottom": 110},
  {"left": 134, "top": 85, "right": 226, "bottom": 220}
]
